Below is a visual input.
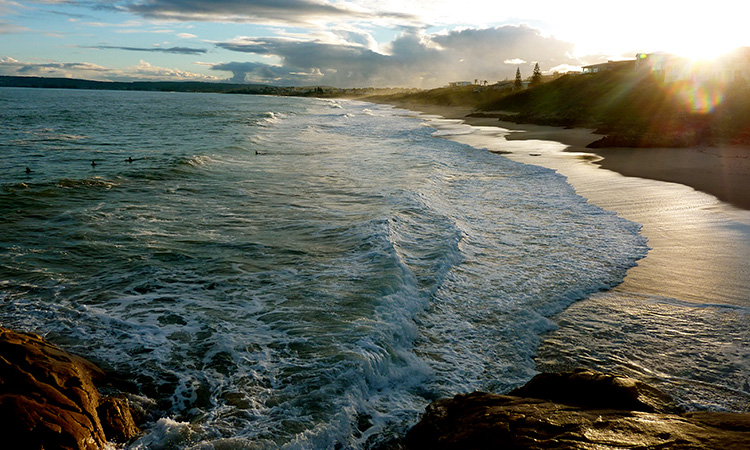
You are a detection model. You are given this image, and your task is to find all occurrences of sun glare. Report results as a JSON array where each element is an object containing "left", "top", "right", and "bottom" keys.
[{"left": 666, "top": 40, "right": 738, "bottom": 63}]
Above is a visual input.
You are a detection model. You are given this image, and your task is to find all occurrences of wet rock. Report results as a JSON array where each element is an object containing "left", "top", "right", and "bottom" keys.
[
  {"left": 403, "top": 369, "right": 750, "bottom": 450},
  {"left": 507, "top": 368, "right": 681, "bottom": 414},
  {"left": 0, "top": 328, "right": 139, "bottom": 449}
]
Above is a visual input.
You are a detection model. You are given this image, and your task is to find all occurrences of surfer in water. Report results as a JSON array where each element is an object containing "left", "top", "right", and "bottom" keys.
[
  {"left": 25, "top": 167, "right": 33, "bottom": 174},
  {"left": 91, "top": 160, "right": 97, "bottom": 167}
]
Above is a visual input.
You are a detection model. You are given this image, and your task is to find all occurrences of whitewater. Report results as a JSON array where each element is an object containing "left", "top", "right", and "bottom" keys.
[{"left": 0, "top": 87, "right": 742, "bottom": 449}]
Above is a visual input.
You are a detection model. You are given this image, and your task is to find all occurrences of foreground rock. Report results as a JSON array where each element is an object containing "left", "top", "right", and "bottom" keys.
[
  {"left": 404, "top": 369, "right": 750, "bottom": 449},
  {"left": 0, "top": 328, "right": 139, "bottom": 450}
]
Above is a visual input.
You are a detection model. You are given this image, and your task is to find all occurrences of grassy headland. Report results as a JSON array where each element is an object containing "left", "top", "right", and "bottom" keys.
[{"left": 368, "top": 70, "right": 750, "bottom": 148}]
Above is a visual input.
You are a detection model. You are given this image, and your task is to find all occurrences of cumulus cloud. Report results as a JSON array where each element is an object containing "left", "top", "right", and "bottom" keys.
[
  {"left": 209, "top": 61, "right": 322, "bottom": 84},
  {"left": 212, "top": 25, "right": 580, "bottom": 87},
  {"left": 124, "top": 60, "right": 218, "bottom": 80},
  {"left": 85, "top": 44, "right": 208, "bottom": 55}
]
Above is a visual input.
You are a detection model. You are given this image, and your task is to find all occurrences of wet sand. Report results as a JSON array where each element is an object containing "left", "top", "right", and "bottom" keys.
[{"left": 375, "top": 100, "right": 750, "bottom": 307}]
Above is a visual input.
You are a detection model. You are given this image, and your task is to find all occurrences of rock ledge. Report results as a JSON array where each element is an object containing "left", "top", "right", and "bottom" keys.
[
  {"left": 0, "top": 328, "right": 139, "bottom": 450},
  {"left": 403, "top": 369, "right": 750, "bottom": 450}
]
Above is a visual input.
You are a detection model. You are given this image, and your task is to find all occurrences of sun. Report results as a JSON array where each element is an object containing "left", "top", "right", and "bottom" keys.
[{"left": 665, "top": 39, "right": 740, "bottom": 62}]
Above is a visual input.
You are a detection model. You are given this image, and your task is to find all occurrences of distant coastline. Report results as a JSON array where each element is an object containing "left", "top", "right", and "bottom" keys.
[{"left": 0, "top": 75, "right": 408, "bottom": 98}]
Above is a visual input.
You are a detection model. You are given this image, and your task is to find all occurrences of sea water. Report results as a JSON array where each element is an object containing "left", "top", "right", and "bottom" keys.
[{"left": 0, "top": 87, "right": 738, "bottom": 449}]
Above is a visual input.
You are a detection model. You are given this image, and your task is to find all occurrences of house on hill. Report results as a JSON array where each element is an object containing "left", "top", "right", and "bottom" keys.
[
  {"left": 448, "top": 81, "right": 473, "bottom": 87},
  {"left": 582, "top": 60, "right": 636, "bottom": 74}
]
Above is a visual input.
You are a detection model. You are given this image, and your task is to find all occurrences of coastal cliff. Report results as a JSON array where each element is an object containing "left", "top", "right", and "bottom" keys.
[{"left": 0, "top": 328, "right": 140, "bottom": 450}]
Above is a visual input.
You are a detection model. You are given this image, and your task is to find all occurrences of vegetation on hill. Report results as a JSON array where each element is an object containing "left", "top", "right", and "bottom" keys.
[{"left": 372, "top": 69, "right": 750, "bottom": 147}]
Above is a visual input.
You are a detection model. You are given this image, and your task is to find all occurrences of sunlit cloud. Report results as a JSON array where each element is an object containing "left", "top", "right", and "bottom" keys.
[
  {"left": 0, "top": 56, "right": 218, "bottom": 82},
  {"left": 122, "top": 0, "right": 416, "bottom": 27},
  {"left": 6, "top": 0, "right": 749, "bottom": 86},
  {"left": 213, "top": 25, "right": 579, "bottom": 87},
  {"left": 208, "top": 60, "right": 322, "bottom": 84},
  {"left": 124, "top": 60, "right": 219, "bottom": 81},
  {"left": 0, "top": 57, "right": 109, "bottom": 78},
  {"left": 548, "top": 63, "right": 582, "bottom": 74}
]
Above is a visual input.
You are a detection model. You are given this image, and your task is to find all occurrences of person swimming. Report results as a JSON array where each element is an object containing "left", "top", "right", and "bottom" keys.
[
  {"left": 25, "top": 167, "right": 32, "bottom": 174},
  {"left": 91, "top": 160, "right": 97, "bottom": 167}
]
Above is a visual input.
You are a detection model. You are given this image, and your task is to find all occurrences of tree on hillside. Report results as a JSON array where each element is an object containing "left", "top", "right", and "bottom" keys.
[
  {"left": 514, "top": 68, "right": 523, "bottom": 89},
  {"left": 531, "top": 63, "right": 543, "bottom": 87}
]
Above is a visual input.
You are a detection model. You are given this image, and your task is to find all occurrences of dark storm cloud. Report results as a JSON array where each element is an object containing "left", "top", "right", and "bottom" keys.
[
  {"left": 123, "top": 0, "right": 415, "bottom": 24},
  {"left": 86, "top": 45, "right": 208, "bottom": 55},
  {"left": 213, "top": 25, "right": 580, "bottom": 88}
]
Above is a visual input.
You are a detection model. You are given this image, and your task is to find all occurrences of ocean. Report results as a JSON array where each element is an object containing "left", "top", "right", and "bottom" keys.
[{"left": 0, "top": 87, "right": 746, "bottom": 449}]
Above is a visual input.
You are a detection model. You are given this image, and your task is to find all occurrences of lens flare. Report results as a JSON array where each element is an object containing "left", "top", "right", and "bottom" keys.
[
  {"left": 668, "top": 80, "right": 725, "bottom": 114},
  {"left": 684, "top": 83, "right": 725, "bottom": 113}
]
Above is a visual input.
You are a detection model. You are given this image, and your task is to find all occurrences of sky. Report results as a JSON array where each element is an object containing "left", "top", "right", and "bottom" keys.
[{"left": 1, "top": 0, "right": 749, "bottom": 88}]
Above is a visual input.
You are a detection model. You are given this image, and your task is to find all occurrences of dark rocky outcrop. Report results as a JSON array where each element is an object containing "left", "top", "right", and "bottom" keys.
[
  {"left": 403, "top": 369, "right": 750, "bottom": 450},
  {"left": 0, "top": 328, "right": 139, "bottom": 450}
]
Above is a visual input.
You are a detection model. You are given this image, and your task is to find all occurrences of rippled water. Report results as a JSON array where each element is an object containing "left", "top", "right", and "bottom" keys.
[{"left": 1, "top": 87, "right": 731, "bottom": 449}]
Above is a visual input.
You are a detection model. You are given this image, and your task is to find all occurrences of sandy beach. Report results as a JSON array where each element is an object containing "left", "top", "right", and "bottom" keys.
[{"left": 374, "top": 99, "right": 750, "bottom": 307}]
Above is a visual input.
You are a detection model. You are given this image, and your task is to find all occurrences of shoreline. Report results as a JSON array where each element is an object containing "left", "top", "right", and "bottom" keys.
[
  {"left": 371, "top": 99, "right": 750, "bottom": 306},
  {"left": 371, "top": 99, "right": 750, "bottom": 211}
]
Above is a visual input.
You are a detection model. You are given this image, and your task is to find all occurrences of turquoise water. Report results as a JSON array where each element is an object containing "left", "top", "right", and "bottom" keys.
[{"left": 0, "top": 88, "right": 650, "bottom": 448}]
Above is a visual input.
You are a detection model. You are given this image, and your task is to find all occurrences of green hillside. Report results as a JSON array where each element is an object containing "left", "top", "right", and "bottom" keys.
[{"left": 373, "top": 70, "right": 750, "bottom": 147}]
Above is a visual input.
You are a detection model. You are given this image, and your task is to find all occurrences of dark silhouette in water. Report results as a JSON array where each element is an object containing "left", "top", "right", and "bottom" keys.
[
  {"left": 91, "top": 160, "right": 97, "bottom": 167},
  {"left": 126, "top": 157, "right": 133, "bottom": 163},
  {"left": 25, "top": 167, "right": 32, "bottom": 174}
]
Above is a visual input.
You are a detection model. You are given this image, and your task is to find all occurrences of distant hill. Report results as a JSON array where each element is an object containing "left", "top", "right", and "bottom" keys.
[{"left": 0, "top": 75, "right": 291, "bottom": 95}]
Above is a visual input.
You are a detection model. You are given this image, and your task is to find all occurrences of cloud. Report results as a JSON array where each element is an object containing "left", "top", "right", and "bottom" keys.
[
  {"left": 209, "top": 61, "right": 321, "bottom": 84},
  {"left": 215, "top": 37, "right": 391, "bottom": 86},
  {"left": 86, "top": 45, "right": 208, "bottom": 55},
  {"left": 0, "top": 57, "right": 110, "bottom": 78},
  {"left": 122, "top": 0, "right": 415, "bottom": 26},
  {"left": 0, "top": 56, "right": 218, "bottom": 81},
  {"left": 504, "top": 58, "right": 527, "bottom": 65},
  {"left": 124, "top": 60, "right": 219, "bottom": 80},
  {"left": 213, "top": 25, "right": 580, "bottom": 87},
  {"left": 177, "top": 32, "right": 197, "bottom": 39},
  {"left": 0, "top": 21, "right": 29, "bottom": 34}
]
